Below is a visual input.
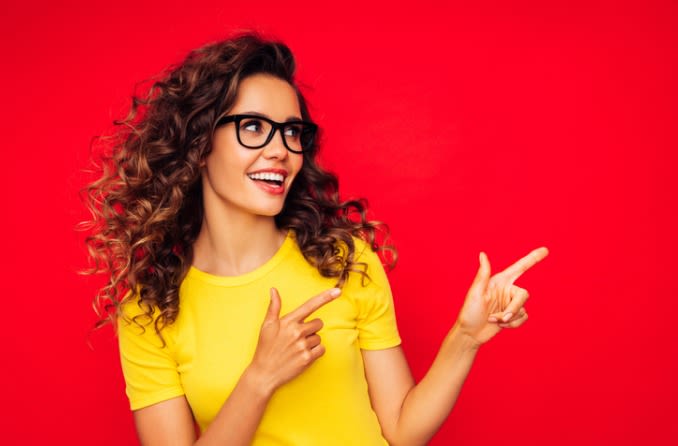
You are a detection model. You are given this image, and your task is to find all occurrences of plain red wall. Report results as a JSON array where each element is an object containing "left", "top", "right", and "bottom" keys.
[{"left": 2, "top": 1, "right": 676, "bottom": 444}]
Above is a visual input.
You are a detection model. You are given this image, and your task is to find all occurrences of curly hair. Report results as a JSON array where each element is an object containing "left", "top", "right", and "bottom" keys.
[{"left": 82, "top": 31, "right": 396, "bottom": 337}]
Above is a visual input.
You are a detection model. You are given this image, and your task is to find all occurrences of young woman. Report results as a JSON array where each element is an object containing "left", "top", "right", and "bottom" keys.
[{"left": 84, "top": 32, "right": 548, "bottom": 446}]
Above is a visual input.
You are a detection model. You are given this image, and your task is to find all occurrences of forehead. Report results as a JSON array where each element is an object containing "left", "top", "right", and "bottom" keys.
[{"left": 231, "top": 73, "right": 301, "bottom": 119}]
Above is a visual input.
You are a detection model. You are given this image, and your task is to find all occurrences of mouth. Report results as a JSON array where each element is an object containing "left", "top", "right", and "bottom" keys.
[{"left": 246, "top": 171, "right": 286, "bottom": 188}]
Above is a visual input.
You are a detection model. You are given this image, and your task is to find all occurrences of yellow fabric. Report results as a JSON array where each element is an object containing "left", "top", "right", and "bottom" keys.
[{"left": 117, "top": 232, "right": 401, "bottom": 444}]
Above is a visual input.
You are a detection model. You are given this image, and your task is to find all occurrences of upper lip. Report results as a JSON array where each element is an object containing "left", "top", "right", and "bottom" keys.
[{"left": 246, "top": 168, "right": 288, "bottom": 180}]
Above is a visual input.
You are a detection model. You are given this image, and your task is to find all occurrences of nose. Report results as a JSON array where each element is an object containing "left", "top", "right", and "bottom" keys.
[{"left": 261, "top": 128, "right": 289, "bottom": 160}]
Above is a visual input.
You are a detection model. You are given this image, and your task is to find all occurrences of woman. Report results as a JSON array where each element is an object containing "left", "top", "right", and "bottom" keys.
[{"left": 84, "top": 32, "right": 548, "bottom": 445}]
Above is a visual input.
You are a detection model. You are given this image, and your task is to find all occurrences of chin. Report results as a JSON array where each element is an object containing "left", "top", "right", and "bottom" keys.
[{"left": 253, "top": 205, "right": 286, "bottom": 217}]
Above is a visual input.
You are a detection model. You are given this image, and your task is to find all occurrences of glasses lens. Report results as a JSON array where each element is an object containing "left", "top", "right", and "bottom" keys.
[
  {"left": 237, "top": 117, "right": 273, "bottom": 148},
  {"left": 283, "top": 123, "right": 316, "bottom": 152},
  {"left": 282, "top": 123, "right": 303, "bottom": 152}
]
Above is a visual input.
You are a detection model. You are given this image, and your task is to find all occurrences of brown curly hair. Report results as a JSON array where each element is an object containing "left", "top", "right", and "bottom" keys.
[{"left": 82, "top": 31, "right": 396, "bottom": 337}]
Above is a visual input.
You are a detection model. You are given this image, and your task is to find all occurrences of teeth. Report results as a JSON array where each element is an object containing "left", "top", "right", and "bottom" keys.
[
  {"left": 248, "top": 172, "right": 285, "bottom": 182},
  {"left": 249, "top": 172, "right": 284, "bottom": 182}
]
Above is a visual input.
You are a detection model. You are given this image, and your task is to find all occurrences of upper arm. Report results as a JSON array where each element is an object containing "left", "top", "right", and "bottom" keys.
[
  {"left": 351, "top": 243, "right": 402, "bottom": 350},
  {"left": 117, "top": 304, "right": 185, "bottom": 411},
  {"left": 117, "top": 303, "right": 192, "bottom": 444},
  {"left": 362, "top": 346, "right": 415, "bottom": 442},
  {"left": 133, "top": 396, "right": 197, "bottom": 446},
  {"left": 354, "top": 240, "right": 413, "bottom": 439}
]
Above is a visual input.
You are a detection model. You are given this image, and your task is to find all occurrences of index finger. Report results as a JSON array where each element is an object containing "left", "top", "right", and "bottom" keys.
[
  {"left": 282, "top": 288, "right": 342, "bottom": 322},
  {"left": 502, "top": 246, "right": 550, "bottom": 281}
]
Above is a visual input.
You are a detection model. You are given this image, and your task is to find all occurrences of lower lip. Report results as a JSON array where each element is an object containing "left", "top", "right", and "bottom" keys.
[{"left": 250, "top": 178, "right": 286, "bottom": 195}]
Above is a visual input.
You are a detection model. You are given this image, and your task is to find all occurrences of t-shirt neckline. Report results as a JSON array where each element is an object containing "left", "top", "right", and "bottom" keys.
[{"left": 186, "top": 230, "right": 295, "bottom": 287}]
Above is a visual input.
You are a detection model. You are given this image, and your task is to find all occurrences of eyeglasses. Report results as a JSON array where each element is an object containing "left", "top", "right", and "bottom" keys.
[{"left": 215, "top": 114, "right": 318, "bottom": 154}]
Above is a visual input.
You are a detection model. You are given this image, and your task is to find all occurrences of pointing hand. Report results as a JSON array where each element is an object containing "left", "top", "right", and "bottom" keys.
[{"left": 456, "top": 247, "right": 549, "bottom": 347}]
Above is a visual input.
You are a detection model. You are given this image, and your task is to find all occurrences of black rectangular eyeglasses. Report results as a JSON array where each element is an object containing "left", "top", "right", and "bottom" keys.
[{"left": 215, "top": 114, "right": 318, "bottom": 154}]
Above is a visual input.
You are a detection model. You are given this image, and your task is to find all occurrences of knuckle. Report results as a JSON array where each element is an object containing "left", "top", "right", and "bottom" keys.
[
  {"left": 261, "top": 320, "right": 276, "bottom": 330},
  {"left": 301, "top": 350, "right": 313, "bottom": 364},
  {"left": 308, "top": 335, "right": 320, "bottom": 348}
]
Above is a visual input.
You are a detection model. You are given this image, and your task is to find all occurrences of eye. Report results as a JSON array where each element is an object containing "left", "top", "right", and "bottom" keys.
[
  {"left": 284, "top": 124, "right": 302, "bottom": 138},
  {"left": 241, "top": 118, "right": 264, "bottom": 133}
]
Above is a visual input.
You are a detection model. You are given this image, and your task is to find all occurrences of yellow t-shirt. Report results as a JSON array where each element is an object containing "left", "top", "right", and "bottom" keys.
[{"left": 118, "top": 232, "right": 401, "bottom": 444}]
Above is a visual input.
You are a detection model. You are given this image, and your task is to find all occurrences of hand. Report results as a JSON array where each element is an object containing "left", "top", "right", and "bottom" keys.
[
  {"left": 455, "top": 247, "right": 549, "bottom": 348},
  {"left": 248, "top": 287, "right": 341, "bottom": 393}
]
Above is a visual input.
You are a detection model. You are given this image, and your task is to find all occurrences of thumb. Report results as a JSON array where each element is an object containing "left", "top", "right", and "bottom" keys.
[
  {"left": 469, "top": 252, "right": 491, "bottom": 294},
  {"left": 266, "top": 287, "right": 282, "bottom": 322}
]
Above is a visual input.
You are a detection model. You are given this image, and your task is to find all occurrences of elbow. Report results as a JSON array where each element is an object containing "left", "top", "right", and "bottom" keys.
[
  {"left": 384, "top": 431, "right": 429, "bottom": 446},
  {"left": 387, "top": 439, "right": 427, "bottom": 446}
]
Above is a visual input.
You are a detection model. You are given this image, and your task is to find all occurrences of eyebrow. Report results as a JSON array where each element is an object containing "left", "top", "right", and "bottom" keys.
[{"left": 240, "top": 111, "right": 303, "bottom": 122}]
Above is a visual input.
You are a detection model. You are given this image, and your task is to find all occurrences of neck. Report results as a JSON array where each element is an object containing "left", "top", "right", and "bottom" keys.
[{"left": 192, "top": 201, "right": 287, "bottom": 277}]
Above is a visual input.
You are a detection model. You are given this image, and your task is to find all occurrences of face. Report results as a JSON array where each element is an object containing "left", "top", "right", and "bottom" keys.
[{"left": 202, "top": 73, "right": 304, "bottom": 219}]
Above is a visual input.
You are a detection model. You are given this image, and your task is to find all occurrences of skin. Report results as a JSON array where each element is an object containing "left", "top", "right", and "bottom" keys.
[
  {"left": 191, "top": 73, "right": 304, "bottom": 277},
  {"left": 131, "top": 73, "right": 550, "bottom": 446},
  {"left": 363, "top": 248, "right": 548, "bottom": 446}
]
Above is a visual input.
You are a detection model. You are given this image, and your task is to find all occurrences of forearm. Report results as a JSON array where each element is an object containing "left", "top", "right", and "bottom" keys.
[
  {"left": 195, "top": 366, "right": 274, "bottom": 446},
  {"left": 391, "top": 323, "right": 480, "bottom": 446}
]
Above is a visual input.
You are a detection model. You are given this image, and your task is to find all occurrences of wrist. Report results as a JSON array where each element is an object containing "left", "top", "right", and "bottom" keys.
[
  {"left": 447, "top": 322, "right": 483, "bottom": 353},
  {"left": 242, "top": 365, "right": 277, "bottom": 400}
]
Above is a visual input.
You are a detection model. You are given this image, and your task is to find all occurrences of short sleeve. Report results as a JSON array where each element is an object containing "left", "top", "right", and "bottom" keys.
[
  {"left": 117, "top": 299, "right": 185, "bottom": 410},
  {"left": 350, "top": 240, "right": 402, "bottom": 350}
]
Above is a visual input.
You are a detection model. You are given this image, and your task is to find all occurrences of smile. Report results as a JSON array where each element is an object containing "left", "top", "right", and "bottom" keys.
[
  {"left": 246, "top": 169, "right": 289, "bottom": 196},
  {"left": 247, "top": 171, "right": 285, "bottom": 186}
]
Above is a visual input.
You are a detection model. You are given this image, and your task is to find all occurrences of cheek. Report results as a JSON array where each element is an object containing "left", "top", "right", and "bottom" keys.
[
  {"left": 206, "top": 146, "right": 253, "bottom": 177},
  {"left": 291, "top": 155, "right": 304, "bottom": 177}
]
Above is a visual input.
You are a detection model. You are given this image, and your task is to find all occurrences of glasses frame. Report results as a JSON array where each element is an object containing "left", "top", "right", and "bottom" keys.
[{"left": 215, "top": 114, "right": 318, "bottom": 154}]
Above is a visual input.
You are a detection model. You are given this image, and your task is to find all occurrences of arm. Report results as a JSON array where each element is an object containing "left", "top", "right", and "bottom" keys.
[
  {"left": 362, "top": 325, "right": 479, "bottom": 446},
  {"left": 365, "top": 248, "right": 549, "bottom": 446},
  {"left": 130, "top": 287, "right": 341, "bottom": 446},
  {"left": 133, "top": 367, "right": 273, "bottom": 446}
]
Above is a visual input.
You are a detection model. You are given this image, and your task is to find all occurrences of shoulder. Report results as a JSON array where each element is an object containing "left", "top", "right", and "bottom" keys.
[
  {"left": 118, "top": 291, "right": 155, "bottom": 326},
  {"left": 345, "top": 235, "right": 390, "bottom": 291},
  {"left": 350, "top": 235, "right": 381, "bottom": 265},
  {"left": 116, "top": 291, "right": 172, "bottom": 346}
]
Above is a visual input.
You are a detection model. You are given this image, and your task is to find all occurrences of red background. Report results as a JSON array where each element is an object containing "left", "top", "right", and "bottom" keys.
[{"left": 2, "top": 1, "right": 676, "bottom": 444}]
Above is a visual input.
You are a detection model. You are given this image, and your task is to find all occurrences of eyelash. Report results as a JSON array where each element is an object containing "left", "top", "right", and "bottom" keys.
[{"left": 241, "top": 120, "right": 263, "bottom": 133}]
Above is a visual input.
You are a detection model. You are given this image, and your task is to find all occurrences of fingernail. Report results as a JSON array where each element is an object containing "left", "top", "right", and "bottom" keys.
[
  {"left": 488, "top": 316, "right": 498, "bottom": 322},
  {"left": 503, "top": 312, "right": 513, "bottom": 322},
  {"left": 330, "top": 288, "right": 341, "bottom": 298}
]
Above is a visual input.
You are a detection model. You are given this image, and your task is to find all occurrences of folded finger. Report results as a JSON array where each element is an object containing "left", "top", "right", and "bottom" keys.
[
  {"left": 305, "top": 334, "right": 321, "bottom": 349},
  {"left": 498, "top": 311, "right": 528, "bottom": 328},
  {"left": 309, "top": 343, "right": 326, "bottom": 360},
  {"left": 499, "top": 286, "right": 530, "bottom": 322},
  {"left": 300, "top": 318, "right": 324, "bottom": 336},
  {"left": 489, "top": 307, "right": 526, "bottom": 323}
]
